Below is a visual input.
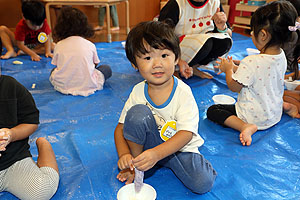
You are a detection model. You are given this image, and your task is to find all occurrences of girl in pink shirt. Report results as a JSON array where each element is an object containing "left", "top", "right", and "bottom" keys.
[{"left": 50, "top": 7, "right": 111, "bottom": 96}]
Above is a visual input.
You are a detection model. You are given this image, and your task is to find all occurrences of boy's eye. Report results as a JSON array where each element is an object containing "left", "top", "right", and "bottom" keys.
[
  {"left": 162, "top": 54, "right": 168, "bottom": 58},
  {"left": 144, "top": 56, "right": 151, "bottom": 60}
]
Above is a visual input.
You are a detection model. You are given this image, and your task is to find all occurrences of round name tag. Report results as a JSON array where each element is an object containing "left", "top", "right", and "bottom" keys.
[
  {"left": 160, "top": 121, "right": 177, "bottom": 141},
  {"left": 38, "top": 32, "right": 48, "bottom": 43}
]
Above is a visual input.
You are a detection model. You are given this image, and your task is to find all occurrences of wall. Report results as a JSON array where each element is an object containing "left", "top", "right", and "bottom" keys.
[{"left": 0, "top": 0, "right": 161, "bottom": 29}]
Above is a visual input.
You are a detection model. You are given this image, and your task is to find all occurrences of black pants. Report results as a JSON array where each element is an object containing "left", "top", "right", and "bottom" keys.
[
  {"left": 189, "top": 37, "right": 232, "bottom": 66},
  {"left": 207, "top": 104, "right": 237, "bottom": 126}
]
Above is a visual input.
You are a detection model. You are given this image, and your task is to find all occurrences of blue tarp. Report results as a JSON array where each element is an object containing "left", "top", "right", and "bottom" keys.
[{"left": 0, "top": 33, "right": 299, "bottom": 200}]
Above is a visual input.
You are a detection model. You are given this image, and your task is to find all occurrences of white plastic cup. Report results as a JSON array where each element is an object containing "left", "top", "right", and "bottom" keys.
[
  {"left": 246, "top": 48, "right": 260, "bottom": 56},
  {"left": 284, "top": 79, "right": 300, "bottom": 90},
  {"left": 117, "top": 183, "right": 157, "bottom": 200},
  {"left": 212, "top": 94, "right": 236, "bottom": 105}
]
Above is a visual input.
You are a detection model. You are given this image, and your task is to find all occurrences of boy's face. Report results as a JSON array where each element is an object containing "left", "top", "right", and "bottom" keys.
[
  {"left": 25, "top": 19, "right": 43, "bottom": 31},
  {"left": 134, "top": 41, "right": 178, "bottom": 87}
]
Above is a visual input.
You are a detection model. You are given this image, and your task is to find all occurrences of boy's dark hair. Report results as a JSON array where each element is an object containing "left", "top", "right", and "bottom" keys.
[
  {"left": 125, "top": 21, "right": 180, "bottom": 68},
  {"left": 53, "top": 7, "right": 94, "bottom": 42},
  {"left": 22, "top": 0, "right": 46, "bottom": 26}
]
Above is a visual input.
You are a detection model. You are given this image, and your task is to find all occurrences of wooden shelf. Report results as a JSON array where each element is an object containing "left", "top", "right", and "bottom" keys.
[
  {"left": 235, "top": 3, "right": 259, "bottom": 12},
  {"left": 232, "top": 3, "right": 261, "bottom": 30},
  {"left": 234, "top": 16, "right": 251, "bottom": 25}
]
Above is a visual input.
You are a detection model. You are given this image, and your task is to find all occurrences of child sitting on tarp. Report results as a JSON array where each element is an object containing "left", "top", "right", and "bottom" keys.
[
  {"left": 0, "top": 74, "right": 59, "bottom": 199},
  {"left": 0, "top": 0, "right": 54, "bottom": 61},
  {"left": 207, "top": 1, "right": 298, "bottom": 146},
  {"left": 50, "top": 7, "right": 112, "bottom": 97},
  {"left": 114, "top": 21, "right": 217, "bottom": 194}
]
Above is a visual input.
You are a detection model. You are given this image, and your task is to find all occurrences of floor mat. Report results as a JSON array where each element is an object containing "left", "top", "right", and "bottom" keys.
[{"left": 0, "top": 33, "right": 299, "bottom": 200}]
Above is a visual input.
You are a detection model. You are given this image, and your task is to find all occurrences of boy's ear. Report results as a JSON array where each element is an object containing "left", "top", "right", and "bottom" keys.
[
  {"left": 131, "top": 63, "right": 138, "bottom": 70},
  {"left": 175, "top": 58, "right": 179, "bottom": 66}
]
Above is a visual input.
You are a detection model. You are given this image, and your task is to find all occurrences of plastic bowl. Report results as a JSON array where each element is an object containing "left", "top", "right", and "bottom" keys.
[
  {"left": 212, "top": 94, "right": 236, "bottom": 105},
  {"left": 117, "top": 183, "right": 157, "bottom": 200},
  {"left": 121, "top": 41, "right": 126, "bottom": 48},
  {"left": 284, "top": 79, "right": 300, "bottom": 90},
  {"left": 246, "top": 48, "right": 260, "bottom": 56}
]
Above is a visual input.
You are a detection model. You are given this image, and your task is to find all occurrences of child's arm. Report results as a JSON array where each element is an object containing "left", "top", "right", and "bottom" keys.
[
  {"left": 44, "top": 36, "right": 53, "bottom": 58},
  {"left": 217, "top": 56, "right": 243, "bottom": 92},
  {"left": 16, "top": 40, "right": 41, "bottom": 61},
  {"left": 0, "top": 124, "right": 38, "bottom": 152},
  {"left": 132, "top": 130, "right": 193, "bottom": 171},
  {"left": 114, "top": 123, "right": 134, "bottom": 170}
]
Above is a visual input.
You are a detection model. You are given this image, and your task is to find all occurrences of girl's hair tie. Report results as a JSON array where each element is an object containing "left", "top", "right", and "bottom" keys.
[{"left": 288, "top": 21, "right": 300, "bottom": 31}]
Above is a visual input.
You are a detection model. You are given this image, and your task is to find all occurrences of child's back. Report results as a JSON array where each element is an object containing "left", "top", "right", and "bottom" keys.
[
  {"left": 233, "top": 48, "right": 286, "bottom": 129},
  {"left": 207, "top": 1, "right": 298, "bottom": 146},
  {"left": 50, "top": 36, "right": 104, "bottom": 96},
  {"left": 50, "top": 7, "right": 111, "bottom": 96}
]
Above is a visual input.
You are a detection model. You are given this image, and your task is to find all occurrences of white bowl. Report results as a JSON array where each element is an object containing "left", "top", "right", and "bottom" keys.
[
  {"left": 246, "top": 48, "right": 260, "bottom": 56},
  {"left": 212, "top": 94, "right": 236, "bottom": 105},
  {"left": 121, "top": 41, "right": 126, "bottom": 48},
  {"left": 117, "top": 183, "right": 157, "bottom": 200},
  {"left": 284, "top": 79, "right": 300, "bottom": 90}
]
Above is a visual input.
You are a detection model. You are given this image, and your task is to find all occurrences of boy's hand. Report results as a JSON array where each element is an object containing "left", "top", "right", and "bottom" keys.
[
  {"left": 212, "top": 8, "right": 227, "bottom": 31},
  {"left": 31, "top": 53, "right": 42, "bottom": 61},
  {"left": 132, "top": 149, "right": 159, "bottom": 171},
  {"left": 118, "top": 153, "right": 134, "bottom": 170},
  {"left": 45, "top": 52, "right": 53, "bottom": 58},
  {"left": 116, "top": 168, "right": 135, "bottom": 185},
  {"left": 0, "top": 128, "right": 13, "bottom": 155},
  {"left": 178, "top": 59, "right": 193, "bottom": 79}
]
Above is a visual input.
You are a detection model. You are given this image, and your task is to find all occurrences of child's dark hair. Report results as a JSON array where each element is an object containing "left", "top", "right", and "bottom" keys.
[
  {"left": 287, "top": 0, "right": 300, "bottom": 16},
  {"left": 287, "top": 0, "right": 300, "bottom": 80},
  {"left": 125, "top": 21, "right": 180, "bottom": 68},
  {"left": 251, "top": 1, "right": 299, "bottom": 79},
  {"left": 53, "top": 7, "right": 94, "bottom": 42},
  {"left": 251, "top": 1, "right": 297, "bottom": 52},
  {"left": 22, "top": 0, "right": 46, "bottom": 26}
]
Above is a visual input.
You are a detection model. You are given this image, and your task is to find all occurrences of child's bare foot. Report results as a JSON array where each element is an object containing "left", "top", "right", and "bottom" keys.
[
  {"left": 239, "top": 124, "right": 258, "bottom": 146},
  {"left": 117, "top": 168, "right": 135, "bottom": 185},
  {"left": 283, "top": 102, "right": 300, "bottom": 118},
  {"left": 193, "top": 68, "right": 213, "bottom": 79},
  {"left": 1, "top": 51, "right": 17, "bottom": 59},
  {"left": 17, "top": 50, "right": 25, "bottom": 56}
]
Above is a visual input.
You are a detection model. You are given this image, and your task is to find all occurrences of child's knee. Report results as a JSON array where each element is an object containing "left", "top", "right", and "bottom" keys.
[
  {"left": 125, "top": 104, "right": 152, "bottom": 124},
  {"left": 0, "top": 25, "right": 8, "bottom": 33},
  {"left": 188, "top": 172, "right": 216, "bottom": 194},
  {"left": 20, "top": 169, "right": 59, "bottom": 200},
  {"left": 206, "top": 104, "right": 218, "bottom": 120}
]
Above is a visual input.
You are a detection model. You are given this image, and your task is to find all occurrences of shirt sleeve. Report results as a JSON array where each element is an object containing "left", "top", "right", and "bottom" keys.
[
  {"left": 158, "top": 0, "right": 180, "bottom": 27},
  {"left": 232, "top": 57, "right": 255, "bottom": 87},
  {"left": 14, "top": 20, "right": 26, "bottom": 41},
  {"left": 42, "top": 19, "right": 52, "bottom": 35},
  {"left": 176, "top": 88, "right": 199, "bottom": 135},
  {"left": 118, "top": 87, "right": 136, "bottom": 124}
]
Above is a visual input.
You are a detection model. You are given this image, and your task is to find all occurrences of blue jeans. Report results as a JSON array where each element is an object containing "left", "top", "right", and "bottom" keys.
[{"left": 123, "top": 104, "right": 217, "bottom": 194}]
